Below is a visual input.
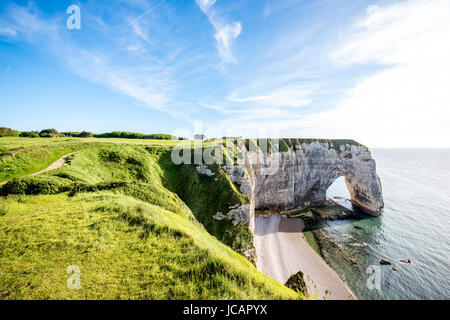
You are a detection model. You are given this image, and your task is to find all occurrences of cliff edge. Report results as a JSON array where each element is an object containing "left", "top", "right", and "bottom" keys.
[{"left": 225, "top": 139, "right": 384, "bottom": 217}]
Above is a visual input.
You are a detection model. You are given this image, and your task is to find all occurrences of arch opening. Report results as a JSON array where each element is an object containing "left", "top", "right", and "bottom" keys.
[{"left": 326, "top": 176, "right": 353, "bottom": 211}]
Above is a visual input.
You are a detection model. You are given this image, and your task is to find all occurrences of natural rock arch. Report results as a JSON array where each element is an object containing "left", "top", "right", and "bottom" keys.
[
  {"left": 301, "top": 146, "right": 384, "bottom": 215},
  {"left": 225, "top": 140, "right": 384, "bottom": 217}
]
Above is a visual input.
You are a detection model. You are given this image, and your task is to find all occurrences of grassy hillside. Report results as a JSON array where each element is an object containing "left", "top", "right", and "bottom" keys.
[
  {"left": 0, "top": 137, "right": 182, "bottom": 183},
  {"left": 158, "top": 151, "right": 253, "bottom": 252},
  {"left": 0, "top": 137, "right": 300, "bottom": 300}
]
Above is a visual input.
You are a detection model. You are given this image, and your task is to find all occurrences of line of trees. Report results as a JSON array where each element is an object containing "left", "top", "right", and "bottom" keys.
[
  {"left": 0, "top": 127, "right": 178, "bottom": 140},
  {"left": 17, "top": 129, "right": 94, "bottom": 138},
  {"left": 94, "top": 131, "right": 175, "bottom": 140}
]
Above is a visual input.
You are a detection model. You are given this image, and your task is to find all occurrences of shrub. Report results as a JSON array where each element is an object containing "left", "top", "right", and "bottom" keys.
[
  {"left": 20, "top": 131, "right": 40, "bottom": 138},
  {"left": 0, "top": 176, "right": 71, "bottom": 196},
  {"left": 67, "top": 181, "right": 127, "bottom": 197},
  {"left": 78, "top": 131, "right": 94, "bottom": 138},
  {"left": 0, "top": 127, "right": 19, "bottom": 137},
  {"left": 40, "top": 128, "right": 60, "bottom": 135},
  {"left": 60, "top": 132, "right": 81, "bottom": 137},
  {"left": 39, "top": 129, "right": 60, "bottom": 137},
  {"left": 285, "top": 271, "right": 308, "bottom": 296},
  {"left": 39, "top": 133, "right": 53, "bottom": 138}
]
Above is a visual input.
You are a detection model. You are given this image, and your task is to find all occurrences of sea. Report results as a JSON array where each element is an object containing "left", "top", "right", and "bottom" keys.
[{"left": 322, "top": 148, "right": 450, "bottom": 300}]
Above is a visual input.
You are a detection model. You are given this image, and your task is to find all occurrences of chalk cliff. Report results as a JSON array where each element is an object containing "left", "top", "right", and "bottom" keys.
[{"left": 218, "top": 139, "right": 384, "bottom": 226}]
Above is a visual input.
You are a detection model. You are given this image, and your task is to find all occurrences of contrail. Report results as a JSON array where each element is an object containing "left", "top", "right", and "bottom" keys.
[{"left": 128, "top": 0, "right": 164, "bottom": 26}]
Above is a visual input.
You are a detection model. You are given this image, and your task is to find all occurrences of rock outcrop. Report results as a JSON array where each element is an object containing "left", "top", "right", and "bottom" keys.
[
  {"left": 284, "top": 271, "right": 308, "bottom": 296},
  {"left": 223, "top": 139, "right": 384, "bottom": 219}
]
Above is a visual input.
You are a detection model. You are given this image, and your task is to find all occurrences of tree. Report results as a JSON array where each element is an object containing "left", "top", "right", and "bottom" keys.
[
  {"left": 0, "top": 127, "right": 19, "bottom": 137},
  {"left": 19, "top": 131, "right": 39, "bottom": 138},
  {"left": 39, "top": 128, "right": 59, "bottom": 135},
  {"left": 78, "top": 131, "right": 94, "bottom": 138}
]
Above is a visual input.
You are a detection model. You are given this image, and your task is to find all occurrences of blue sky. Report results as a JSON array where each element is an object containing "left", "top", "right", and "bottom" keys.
[{"left": 1, "top": 0, "right": 449, "bottom": 147}]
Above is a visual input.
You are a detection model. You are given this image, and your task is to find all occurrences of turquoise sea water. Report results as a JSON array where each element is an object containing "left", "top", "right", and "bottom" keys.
[{"left": 323, "top": 149, "right": 450, "bottom": 300}]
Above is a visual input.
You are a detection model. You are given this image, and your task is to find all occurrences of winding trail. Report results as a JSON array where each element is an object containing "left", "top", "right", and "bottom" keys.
[
  {"left": 0, "top": 152, "right": 79, "bottom": 186},
  {"left": 254, "top": 215, "right": 356, "bottom": 300}
]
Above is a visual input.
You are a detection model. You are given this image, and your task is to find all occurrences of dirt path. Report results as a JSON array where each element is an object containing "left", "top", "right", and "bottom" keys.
[
  {"left": 0, "top": 152, "right": 79, "bottom": 186},
  {"left": 254, "top": 215, "right": 356, "bottom": 300}
]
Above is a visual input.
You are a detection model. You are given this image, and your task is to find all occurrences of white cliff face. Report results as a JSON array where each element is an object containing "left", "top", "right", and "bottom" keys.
[
  {"left": 196, "top": 139, "right": 383, "bottom": 245},
  {"left": 224, "top": 141, "right": 384, "bottom": 217}
]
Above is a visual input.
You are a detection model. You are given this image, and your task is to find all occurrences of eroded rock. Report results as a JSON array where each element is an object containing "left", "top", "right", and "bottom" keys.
[
  {"left": 226, "top": 204, "right": 252, "bottom": 225},
  {"left": 224, "top": 141, "right": 384, "bottom": 216},
  {"left": 285, "top": 271, "right": 308, "bottom": 296},
  {"left": 196, "top": 165, "right": 214, "bottom": 176}
]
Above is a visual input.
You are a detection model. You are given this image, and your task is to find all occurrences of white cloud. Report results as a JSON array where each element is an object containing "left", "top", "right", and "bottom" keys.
[
  {"left": 303, "top": 0, "right": 450, "bottom": 147},
  {"left": 228, "top": 84, "right": 314, "bottom": 108},
  {"left": 0, "top": 26, "right": 17, "bottom": 36},
  {"left": 3, "top": 66, "right": 11, "bottom": 75},
  {"left": 214, "top": 21, "right": 241, "bottom": 63},
  {"left": 204, "top": 0, "right": 450, "bottom": 147},
  {"left": 1, "top": 3, "right": 178, "bottom": 113},
  {"left": 195, "top": 0, "right": 241, "bottom": 63},
  {"left": 196, "top": 0, "right": 216, "bottom": 13}
]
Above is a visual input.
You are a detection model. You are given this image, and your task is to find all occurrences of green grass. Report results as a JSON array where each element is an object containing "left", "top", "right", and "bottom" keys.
[
  {"left": 157, "top": 151, "right": 253, "bottom": 252},
  {"left": 0, "top": 193, "right": 298, "bottom": 299},
  {"left": 0, "top": 137, "right": 301, "bottom": 300},
  {"left": 303, "top": 231, "right": 323, "bottom": 258},
  {"left": 0, "top": 140, "right": 89, "bottom": 182},
  {"left": 0, "top": 137, "right": 186, "bottom": 183}
]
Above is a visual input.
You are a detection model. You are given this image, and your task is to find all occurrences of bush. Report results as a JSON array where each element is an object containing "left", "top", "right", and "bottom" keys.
[
  {"left": 0, "top": 176, "right": 71, "bottom": 196},
  {"left": 39, "top": 133, "right": 53, "bottom": 138},
  {"left": 60, "top": 132, "right": 80, "bottom": 137},
  {"left": 285, "top": 271, "right": 308, "bottom": 296},
  {"left": 39, "top": 129, "right": 60, "bottom": 137},
  {"left": 0, "top": 127, "right": 19, "bottom": 137},
  {"left": 20, "top": 131, "right": 40, "bottom": 138},
  {"left": 78, "top": 131, "right": 94, "bottom": 138},
  {"left": 67, "top": 181, "right": 128, "bottom": 197},
  {"left": 0, "top": 177, "right": 128, "bottom": 197},
  {"left": 40, "top": 128, "right": 59, "bottom": 135}
]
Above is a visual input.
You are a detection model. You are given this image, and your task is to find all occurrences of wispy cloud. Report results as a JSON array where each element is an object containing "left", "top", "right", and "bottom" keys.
[
  {"left": 128, "top": 0, "right": 164, "bottom": 26},
  {"left": 304, "top": 0, "right": 450, "bottom": 147},
  {"left": 0, "top": 25, "right": 17, "bottom": 36},
  {"left": 196, "top": 0, "right": 216, "bottom": 12},
  {"left": 3, "top": 66, "right": 11, "bottom": 75},
  {"left": 228, "top": 84, "right": 315, "bottom": 108},
  {"left": 199, "top": 0, "right": 450, "bottom": 147},
  {"left": 0, "top": 2, "right": 182, "bottom": 114},
  {"left": 2, "top": 0, "right": 449, "bottom": 147},
  {"left": 195, "top": 0, "right": 241, "bottom": 63}
]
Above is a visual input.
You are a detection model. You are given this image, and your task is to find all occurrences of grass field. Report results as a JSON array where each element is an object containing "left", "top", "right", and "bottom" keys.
[{"left": 0, "top": 137, "right": 302, "bottom": 300}]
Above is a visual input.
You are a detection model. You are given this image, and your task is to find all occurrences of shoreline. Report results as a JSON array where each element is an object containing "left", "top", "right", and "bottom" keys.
[{"left": 254, "top": 215, "right": 357, "bottom": 300}]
